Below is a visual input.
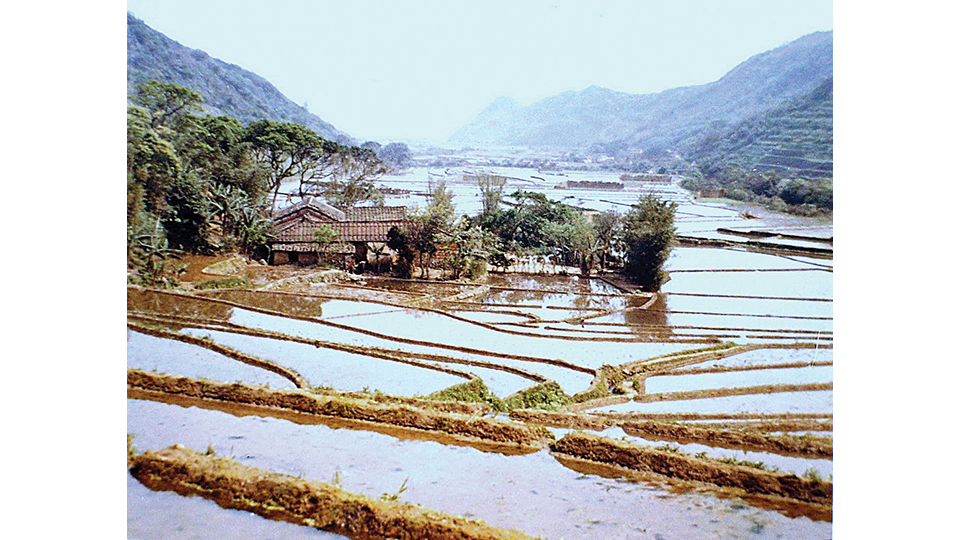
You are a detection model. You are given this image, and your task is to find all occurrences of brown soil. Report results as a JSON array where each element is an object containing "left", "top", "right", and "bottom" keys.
[
  {"left": 618, "top": 420, "right": 831, "bottom": 458},
  {"left": 508, "top": 410, "right": 830, "bottom": 457},
  {"left": 550, "top": 432, "right": 832, "bottom": 509},
  {"left": 130, "top": 444, "right": 533, "bottom": 539},
  {"left": 509, "top": 409, "right": 615, "bottom": 431},
  {"left": 129, "top": 286, "right": 596, "bottom": 375},
  {"left": 130, "top": 388, "right": 537, "bottom": 456},
  {"left": 127, "top": 369, "right": 553, "bottom": 450},
  {"left": 633, "top": 382, "right": 832, "bottom": 403},
  {"left": 621, "top": 344, "right": 760, "bottom": 375},
  {"left": 663, "top": 361, "right": 833, "bottom": 376},
  {"left": 550, "top": 453, "right": 833, "bottom": 522}
]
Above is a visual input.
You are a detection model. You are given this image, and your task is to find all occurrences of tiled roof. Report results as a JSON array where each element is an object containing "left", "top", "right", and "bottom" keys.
[
  {"left": 271, "top": 197, "right": 345, "bottom": 222},
  {"left": 343, "top": 206, "right": 407, "bottom": 221},
  {"left": 268, "top": 198, "right": 409, "bottom": 250}
]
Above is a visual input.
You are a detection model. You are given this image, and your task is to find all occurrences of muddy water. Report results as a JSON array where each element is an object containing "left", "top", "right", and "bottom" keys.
[
  {"left": 302, "top": 308, "right": 692, "bottom": 368},
  {"left": 217, "top": 299, "right": 692, "bottom": 370},
  {"left": 703, "top": 348, "right": 833, "bottom": 368},
  {"left": 645, "top": 366, "right": 834, "bottom": 394},
  {"left": 127, "top": 473, "right": 345, "bottom": 539},
  {"left": 594, "top": 390, "right": 833, "bottom": 416},
  {"left": 444, "top": 309, "right": 536, "bottom": 325},
  {"left": 128, "top": 399, "right": 832, "bottom": 538},
  {"left": 553, "top": 426, "right": 832, "bottom": 479},
  {"left": 180, "top": 325, "right": 588, "bottom": 397},
  {"left": 127, "top": 329, "right": 296, "bottom": 389},
  {"left": 177, "top": 328, "right": 468, "bottom": 397},
  {"left": 133, "top": 177, "right": 834, "bottom": 537}
]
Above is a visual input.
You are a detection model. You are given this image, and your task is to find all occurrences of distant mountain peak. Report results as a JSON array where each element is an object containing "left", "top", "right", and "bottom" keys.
[
  {"left": 488, "top": 96, "right": 520, "bottom": 110},
  {"left": 448, "top": 31, "right": 832, "bottom": 150}
]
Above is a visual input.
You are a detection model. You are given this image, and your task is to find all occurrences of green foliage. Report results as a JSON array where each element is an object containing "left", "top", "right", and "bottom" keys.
[
  {"left": 476, "top": 174, "right": 507, "bottom": 216},
  {"left": 233, "top": 206, "right": 272, "bottom": 256},
  {"left": 478, "top": 191, "right": 580, "bottom": 255},
  {"left": 682, "top": 164, "right": 832, "bottom": 214},
  {"left": 402, "top": 180, "right": 458, "bottom": 278},
  {"left": 163, "top": 174, "right": 212, "bottom": 252},
  {"left": 127, "top": 104, "right": 181, "bottom": 216},
  {"left": 572, "top": 381, "right": 610, "bottom": 403},
  {"left": 503, "top": 382, "right": 573, "bottom": 411},
  {"left": 426, "top": 378, "right": 507, "bottom": 412},
  {"left": 127, "top": 434, "right": 138, "bottom": 460},
  {"left": 380, "top": 478, "right": 409, "bottom": 501},
  {"left": 180, "top": 115, "right": 271, "bottom": 199},
  {"left": 127, "top": 214, "right": 181, "bottom": 286},
  {"left": 317, "top": 146, "right": 388, "bottom": 207},
  {"left": 594, "top": 210, "right": 622, "bottom": 273},
  {"left": 194, "top": 276, "right": 252, "bottom": 290},
  {"left": 621, "top": 194, "right": 677, "bottom": 291},
  {"left": 444, "top": 219, "right": 498, "bottom": 280},
  {"left": 312, "top": 223, "right": 340, "bottom": 263},
  {"left": 681, "top": 78, "right": 833, "bottom": 214},
  {"left": 242, "top": 119, "right": 332, "bottom": 208},
  {"left": 802, "top": 467, "right": 826, "bottom": 482},
  {"left": 386, "top": 226, "right": 415, "bottom": 279},
  {"left": 127, "top": 80, "right": 361, "bottom": 264},
  {"left": 131, "top": 79, "right": 203, "bottom": 129}
]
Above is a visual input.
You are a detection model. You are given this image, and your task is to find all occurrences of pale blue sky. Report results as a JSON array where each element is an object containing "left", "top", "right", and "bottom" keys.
[{"left": 126, "top": 0, "right": 832, "bottom": 144}]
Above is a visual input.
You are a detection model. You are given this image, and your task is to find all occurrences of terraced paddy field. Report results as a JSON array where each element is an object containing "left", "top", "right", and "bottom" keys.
[{"left": 128, "top": 225, "right": 833, "bottom": 538}]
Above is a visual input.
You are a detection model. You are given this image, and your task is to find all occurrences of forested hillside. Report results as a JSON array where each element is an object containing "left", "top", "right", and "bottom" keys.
[
  {"left": 683, "top": 77, "right": 833, "bottom": 179},
  {"left": 127, "top": 13, "right": 352, "bottom": 144}
]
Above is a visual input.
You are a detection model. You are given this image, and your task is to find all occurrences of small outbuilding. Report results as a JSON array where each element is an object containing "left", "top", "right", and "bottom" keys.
[{"left": 267, "top": 197, "right": 409, "bottom": 268}]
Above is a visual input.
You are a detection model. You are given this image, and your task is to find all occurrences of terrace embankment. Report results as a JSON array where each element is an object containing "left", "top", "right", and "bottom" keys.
[
  {"left": 129, "top": 444, "right": 533, "bottom": 540},
  {"left": 509, "top": 410, "right": 830, "bottom": 458},
  {"left": 128, "top": 369, "right": 553, "bottom": 451},
  {"left": 633, "top": 382, "right": 832, "bottom": 403},
  {"left": 618, "top": 420, "right": 831, "bottom": 458},
  {"left": 551, "top": 432, "right": 831, "bottom": 509}
]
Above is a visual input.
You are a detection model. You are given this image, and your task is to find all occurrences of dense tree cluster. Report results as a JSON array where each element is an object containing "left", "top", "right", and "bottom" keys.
[
  {"left": 126, "top": 80, "right": 389, "bottom": 285},
  {"left": 465, "top": 186, "right": 675, "bottom": 289},
  {"left": 680, "top": 164, "right": 832, "bottom": 214}
]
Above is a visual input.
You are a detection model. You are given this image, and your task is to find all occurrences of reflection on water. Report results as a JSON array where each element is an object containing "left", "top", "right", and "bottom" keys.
[
  {"left": 203, "top": 289, "right": 327, "bottom": 319},
  {"left": 594, "top": 391, "right": 833, "bottom": 415},
  {"left": 128, "top": 473, "right": 345, "bottom": 540},
  {"left": 179, "top": 327, "right": 469, "bottom": 397},
  {"left": 645, "top": 366, "right": 834, "bottom": 394},
  {"left": 129, "top": 399, "right": 832, "bottom": 539},
  {"left": 128, "top": 288, "right": 233, "bottom": 321},
  {"left": 623, "top": 293, "right": 672, "bottom": 339},
  {"left": 127, "top": 330, "right": 296, "bottom": 389},
  {"left": 600, "top": 425, "right": 833, "bottom": 479},
  {"left": 129, "top": 227, "right": 833, "bottom": 536}
]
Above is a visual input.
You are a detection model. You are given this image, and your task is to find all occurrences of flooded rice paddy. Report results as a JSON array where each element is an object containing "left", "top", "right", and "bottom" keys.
[
  {"left": 128, "top": 173, "right": 832, "bottom": 538},
  {"left": 129, "top": 399, "right": 829, "bottom": 539}
]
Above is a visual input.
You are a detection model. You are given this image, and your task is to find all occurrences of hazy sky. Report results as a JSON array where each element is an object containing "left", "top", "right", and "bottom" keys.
[{"left": 126, "top": 0, "right": 832, "bottom": 144}]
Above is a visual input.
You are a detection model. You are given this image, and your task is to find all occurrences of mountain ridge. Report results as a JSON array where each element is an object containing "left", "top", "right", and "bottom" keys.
[
  {"left": 126, "top": 13, "right": 353, "bottom": 144},
  {"left": 449, "top": 30, "right": 832, "bottom": 151}
]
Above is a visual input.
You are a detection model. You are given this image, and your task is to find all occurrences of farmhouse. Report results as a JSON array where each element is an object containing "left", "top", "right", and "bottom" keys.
[{"left": 267, "top": 197, "right": 409, "bottom": 268}]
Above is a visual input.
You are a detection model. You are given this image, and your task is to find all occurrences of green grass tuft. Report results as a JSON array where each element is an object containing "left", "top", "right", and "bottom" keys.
[
  {"left": 504, "top": 381, "right": 574, "bottom": 411},
  {"left": 426, "top": 378, "right": 507, "bottom": 412},
  {"left": 195, "top": 276, "right": 252, "bottom": 290}
]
